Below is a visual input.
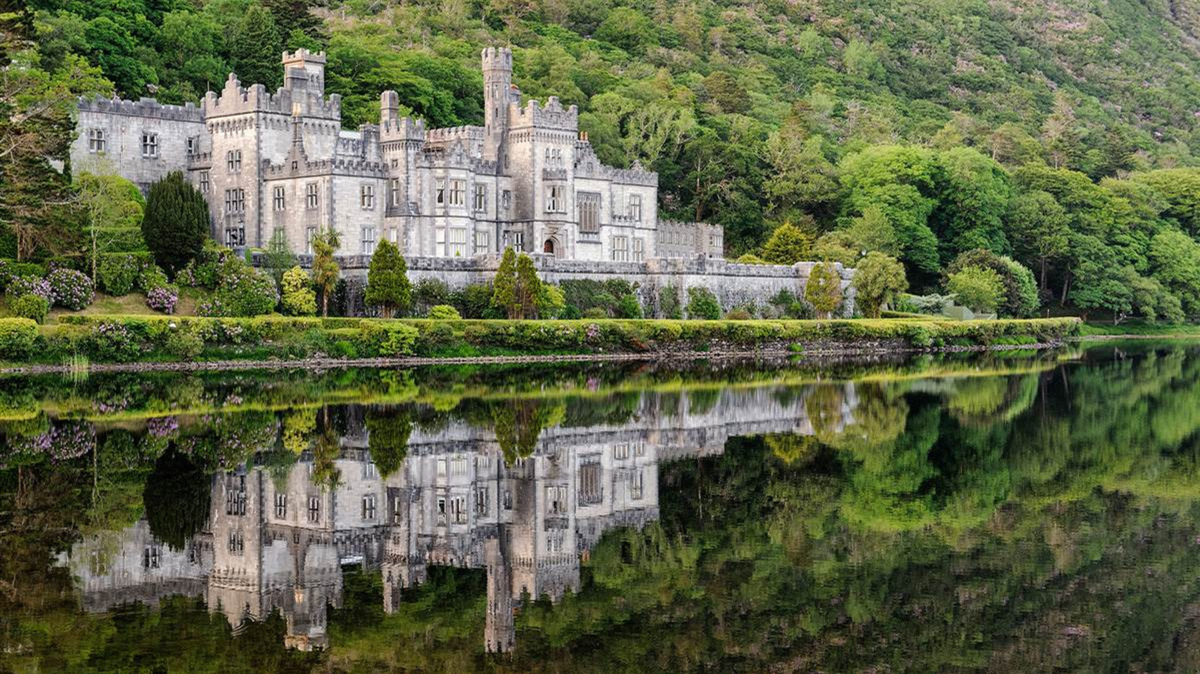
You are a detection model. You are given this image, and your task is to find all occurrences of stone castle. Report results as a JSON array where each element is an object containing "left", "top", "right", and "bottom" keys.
[{"left": 71, "top": 47, "right": 724, "bottom": 263}]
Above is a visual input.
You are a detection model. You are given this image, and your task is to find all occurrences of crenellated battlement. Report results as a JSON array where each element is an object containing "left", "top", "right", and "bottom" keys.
[
  {"left": 379, "top": 116, "right": 426, "bottom": 142},
  {"left": 203, "top": 73, "right": 341, "bottom": 121},
  {"left": 424, "top": 125, "right": 484, "bottom": 144},
  {"left": 481, "top": 46, "right": 512, "bottom": 72},
  {"left": 511, "top": 96, "right": 578, "bottom": 131},
  {"left": 77, "top": 95, "right": 204, "bottom": 123}
]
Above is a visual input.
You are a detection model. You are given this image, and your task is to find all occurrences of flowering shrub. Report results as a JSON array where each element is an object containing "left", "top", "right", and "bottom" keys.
[
  {"left": 146, "top": 285, "right": 179, "bottom": 314},
  {"left": 147, "top": 416, "right": 180, "bottom": 439},
  {"left": 7, "top": 275, "right": 51, "bottom": 301},
  {"left": 11, "top": 294, "right": 49, "bottom": 323},
  {"left": 0, "top": 261, "right": 45, "bottom": 293},
  {"left": 46, "top": 268, "right": 94, "bottom": 310},
  {"left": 197, "top": 258, "right": 278, "bottom": 317},
  {"left": 87, "top": 320, "right": 141, "bottom": 362},
  {"left": 13, "top": 421, "right": 96, "bottom": 461},
  {"left": 139, "top": 265, "right": 170, "bottom": 292}
]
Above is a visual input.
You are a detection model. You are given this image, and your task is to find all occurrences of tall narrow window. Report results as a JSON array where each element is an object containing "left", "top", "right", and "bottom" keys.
[
  {"left": 227, "top": 530, "right": 244, "bottom": 555},
  {"left": 360, "top": 184, "right": 375, "bottom": 209},
  {"left": 435, "top": 179, "right": 446, "bottom": 206},
  {"left": 473, "top": 184, "right": 487, "bottom": 211},
  {"left": 362, "top": 495, "right": 377, "bottom": 520},
  {"left": 546, "top": 185, "right": 564, "bottom": 213},
  {"left": 224, "top": 189, "right": 245, "bottom": 214},
  {"left": 307, "top": 496, "right": 321, "bottom": 523},
  {"left": 611, "top": 235, "right": 629, "bottom": 262},
  {"left": 273, "top": 186, "right": 285, "bottom": 211},
  {"left": 199, "top": 170, "right": 210, "bottom": 193},
  {"left": 141, "top": 132, "right": 158, "bottom": 158},
  {"left": 306, "top": 182, "right": 319, "bottom": 209},
  {"left": 362, "top": 226, "right": 376, "bottom": 255},
  {"left": 186, "top": 136, "right": 197, "bottom": 156},
  {"left": 448, "top": 228, "right": 467, "bottom": 257},
  {"left": 633, "top": 237, "right": 645, "bottom": 262},
  {"left": 390, "top": 177, "right": 401, "bottom": 206},
  {"left": 275, "top": 493, "right": 287, "bottom": 519},
  {"left": 449, "top": 179, "right": 465, "bottom": 206},
  {"left": 578, "top": 192, "right": 600, "bottom": 233},
  {"left": 435, "top": 228, "right": 446, "bottom": 257},
  {"left": 474, "top": 231, "right": 490, "bottom": 254},
  {"left": 227, "top": 150, "right": 242, "bottom": 172},
  {"left": 501, "top": 190, "right": 512, "bottom": 210},
  {"left": 225, "top": 225, "right": 245, "bottom": 247},
  {"left": 88, "top": 128, "right": 106, "bottom": 154},
  {"left": 475, "top": 486, "right": 489, "bottom": 517},
  {"left": 305, "top": 227, "right": 317, "bottom": 255},
  {"left": 627, "top": 194, "right": 642, "bottom": 221}
]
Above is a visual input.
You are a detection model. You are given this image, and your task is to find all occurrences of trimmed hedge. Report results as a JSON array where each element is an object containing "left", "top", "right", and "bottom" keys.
[
  {"left": 27, "top": 315, "right": 1082, "bottom": 364},
  {"left": 0, "top": 318, "right": 39, "bottom": 359}
]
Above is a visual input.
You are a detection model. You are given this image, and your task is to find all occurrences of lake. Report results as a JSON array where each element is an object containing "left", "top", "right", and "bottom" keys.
[{"left": 2, "top": 343, "right": 1199, "bottom": 672}]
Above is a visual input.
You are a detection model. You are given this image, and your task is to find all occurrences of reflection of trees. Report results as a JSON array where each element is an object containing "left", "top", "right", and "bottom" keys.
[
  {"left": 142, "top": 447, "right": 210, "bottom": 551},
  {"left": 946, "top": 374, "right": 1038, "bottom": 427},
  {"left": 366, "top": 408, "right": 412, "bottom": 479},
  {"left": 311, "top": 409, "right": 341, "bottom": 490},
  {"left": 492, "top": 400, "right": 565, "bottom": 463}
]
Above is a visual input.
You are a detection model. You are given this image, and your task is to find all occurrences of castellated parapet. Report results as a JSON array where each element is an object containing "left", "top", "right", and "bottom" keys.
[{"left": 73, "top": 45, "right": 724, "bottom": 263}]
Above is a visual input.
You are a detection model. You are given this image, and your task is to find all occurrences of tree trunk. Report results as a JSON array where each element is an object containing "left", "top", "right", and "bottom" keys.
[{"left": 1060, "top": 271, "right": 1071, "bottom": 307}]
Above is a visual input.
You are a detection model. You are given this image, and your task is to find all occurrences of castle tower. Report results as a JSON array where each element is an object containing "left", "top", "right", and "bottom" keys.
[
  {"left": 482, "top": 47, "right": 513, "bottom": 165},
  {"left": 282, "top": 49, "right": 326, "bottom": 96},
  {"left": 484, "top": 537, "right": 515, "bottom": 653}
]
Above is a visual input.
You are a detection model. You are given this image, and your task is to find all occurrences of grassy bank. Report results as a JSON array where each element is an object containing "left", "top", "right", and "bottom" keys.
[
  {"left": 0, "top": 315, "right": 1081, "bottom": 366},
  {"left": 1080, "top": 322, "right": 1200, "bottom": 338}
]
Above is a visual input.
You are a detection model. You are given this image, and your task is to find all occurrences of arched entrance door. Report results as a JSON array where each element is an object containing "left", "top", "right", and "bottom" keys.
[{"left": 543, "top": 239, "right": 556, "bottom": 255}]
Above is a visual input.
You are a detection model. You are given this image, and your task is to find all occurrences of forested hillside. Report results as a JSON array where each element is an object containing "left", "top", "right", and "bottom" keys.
[{"left": 11, "top": 0, "right": 1200, "bottom": 320}]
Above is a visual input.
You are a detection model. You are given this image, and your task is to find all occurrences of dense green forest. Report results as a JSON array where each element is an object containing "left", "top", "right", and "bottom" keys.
[{"left": 10, "top": 0, "right": 1200, "bottom": 319}]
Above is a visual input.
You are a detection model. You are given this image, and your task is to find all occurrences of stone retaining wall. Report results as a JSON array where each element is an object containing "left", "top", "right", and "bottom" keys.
[{"left": 321, "top": 253, "right": 856, "bottom": 317}]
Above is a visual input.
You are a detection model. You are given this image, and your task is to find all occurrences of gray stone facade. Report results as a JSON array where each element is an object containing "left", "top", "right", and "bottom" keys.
[{"left": 71, "top": 47, "right": 723, "bottom": 263}]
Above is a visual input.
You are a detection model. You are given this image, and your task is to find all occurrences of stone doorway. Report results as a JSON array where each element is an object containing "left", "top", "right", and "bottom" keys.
[{"left": 543, "top": 238, "right": 556, "bottom": 255}]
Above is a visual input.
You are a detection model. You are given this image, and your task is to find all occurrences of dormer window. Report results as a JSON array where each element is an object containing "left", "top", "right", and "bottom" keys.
[
  {"left": 141, "top": 132, "right": 158, "bottom": 159},
  {"left": 87, "top": 128, "right": 106, "bottom": 154}
]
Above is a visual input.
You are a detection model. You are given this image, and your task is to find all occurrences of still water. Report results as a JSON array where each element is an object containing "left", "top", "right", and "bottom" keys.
[{"left": 2, "top": 344, "right": 1199, "bottom": 672}]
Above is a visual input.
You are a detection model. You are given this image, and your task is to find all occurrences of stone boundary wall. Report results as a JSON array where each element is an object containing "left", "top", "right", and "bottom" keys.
[{"left": 304, "top": 253, "right": 856, "bottom": 317}]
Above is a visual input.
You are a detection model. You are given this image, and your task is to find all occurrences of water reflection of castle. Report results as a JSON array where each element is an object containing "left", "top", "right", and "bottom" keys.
[{"left": 66, "top": 384, "right": 858, "bottom": 652}]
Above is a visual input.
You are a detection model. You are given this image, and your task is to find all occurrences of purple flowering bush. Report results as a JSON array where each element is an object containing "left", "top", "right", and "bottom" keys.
[
  {"left": 7, "top": 275, "right": 52, "bottom": 301},
  {"left": 147, "top": 416, "right": 180, "bottom": 439},
  {"left": 87, "top": 320, "right": 141, "bottom": 362},
  {"left": 197, "top": 258, "right": 278, "bottom": 317},
  {"left": 146, "top": 285, "right": 178, "bottom": 314},
  {"left": 47, "top": 268, "right": 95, "bottom": 310},
  {"left": 14, "top": 421, "right": 97, "bottom": 461}
]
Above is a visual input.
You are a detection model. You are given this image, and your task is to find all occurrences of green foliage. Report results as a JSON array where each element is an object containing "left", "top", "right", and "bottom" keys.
[
  {"left": 946, "top": 249, "right": 1040, "bottom": 317},
  {"left": 97, "top": 253, "right": 143, "bottom": 295},
  {"left": 946, "top": 266, "right": 1005, "bottom": 314},
  {"left": 760, "top": 222, "right": 814, "bottom": 265},
  {"left": 687, "top": 287, "right": 721, "bottom": 320},
  {"left": 806, "top": 262, "right": 843, "bottom": 318},
  {"left": 311, "top": 229, "right": 340, "bottom": 317},
  {"left": 141, "top": 172, "right": 209, "bottom": 276},
  {"left": 428, "top": 305, "right": 461, "bottom": 320},
  {"left": 358, "top": 321, "right": 418, "bottom": 357},
  {"left": 515, "top": 254, "right": 541, "bottom": 320},
  {"left": 853, "top": 253, "right": 909, "bottom": 318},
  {"left": 0, "top": 318, "right": 38, "bottom": 359},
  {"left": 198, "top": 257, "right": 279, "bottom": 318},
  {"left": 262, "top": 229, "right": 295, "bottom": 289},
  {"left": 615, "top": 293, "right": 643, "bottom": 319},
  {"left": 11, "top": 294, "right": 49, "bottom": 324},
  {"left": 280, "top": 266, "right": 316, "bottom": 317},
  {"left": 364, "top": 240, "right": 411, "bottom": 318},
  {"left": 537, "top": 285, "right": 566, "bottom": 320},
  {"left": 366, "top": 409, "right": 411, "bottom": 479},
  {"left": 164, "top": 327, "right": 203, "bottom": 360},
  {"left": 491, "top": 248, "right": 517, "bottom": 319},
  {"left": 143, "top": 448, "right": 211, "bottom": 551},
  {"left": 659, "top": 285, "right": 682, "bottom": 320}
]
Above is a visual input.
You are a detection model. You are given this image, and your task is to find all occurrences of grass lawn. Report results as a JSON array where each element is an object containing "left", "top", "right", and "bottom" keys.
[{"left": 1080, "top": 322, "right": 1200, "bottom": 337}]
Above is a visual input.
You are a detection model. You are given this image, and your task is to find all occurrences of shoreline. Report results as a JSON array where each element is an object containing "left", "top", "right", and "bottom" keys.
[{"left": 0, "top": 339, "right": 1070, "bottom": 376}]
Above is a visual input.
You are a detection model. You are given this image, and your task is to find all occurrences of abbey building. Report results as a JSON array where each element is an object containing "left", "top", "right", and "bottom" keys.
[{"left": 71, "top": 48, "right": 723, "bottom": 262}]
